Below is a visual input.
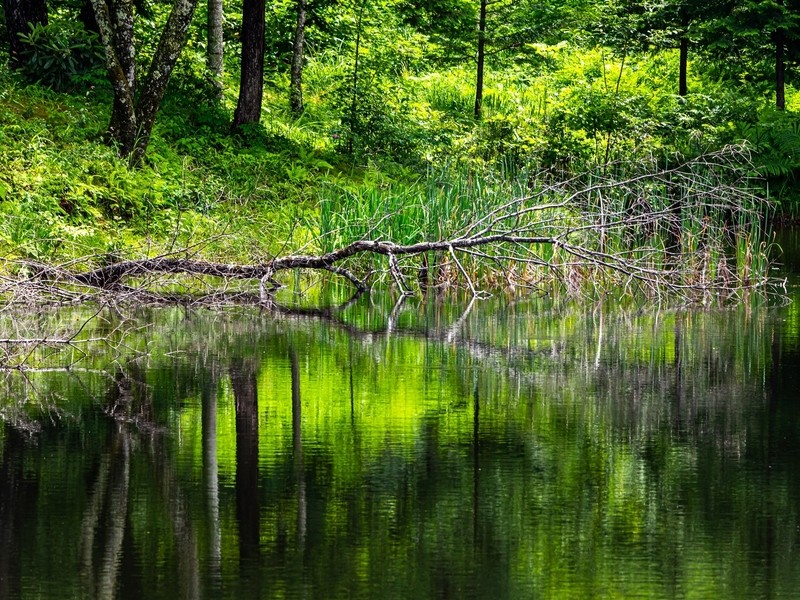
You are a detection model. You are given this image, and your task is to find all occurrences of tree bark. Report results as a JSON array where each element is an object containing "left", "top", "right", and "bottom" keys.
[
  {"left": 2, "top": 0, "right": 48, "bottom": 65},
  {"left": 108, "top": 0, "right": 137, "bottom": 145},
  {"left": 678, "top": 37, "right": 688, "bottom": 96},
  {"left": 207, "top": 0, "right": 224, "bottom": 97},
  {"left": 474, "top": 0, "right": 487, "bottom": 119},
  {"left": 290, "top": 0, "right": 308, "bottom": 117},
  {"left": 91, "top": 0, "right": 201, "bottom": 163},
  {"left": 133, "top": 0, "right": 201, "bottom": 161},
  {"left": 232, "top": 0, "right": 266, "bottom": 128},
  {"left": 91, "top": 0, "right": 138, "bottom": 155}
]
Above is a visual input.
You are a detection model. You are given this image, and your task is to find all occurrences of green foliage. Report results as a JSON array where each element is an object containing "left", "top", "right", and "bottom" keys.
[
  {"left": 17, "top": 20, "right": 105, "bottom": 91},
  {"left": 0, "top": 0, "right": 791, "bottom": 282},
  {"left": 737, "top": 108, "right": 800, "bottom": 209}
]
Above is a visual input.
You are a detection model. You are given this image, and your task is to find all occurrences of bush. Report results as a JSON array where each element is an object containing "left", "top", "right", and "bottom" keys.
[{"left": 17, "top": 21, "right": 105, "bottom": 92}]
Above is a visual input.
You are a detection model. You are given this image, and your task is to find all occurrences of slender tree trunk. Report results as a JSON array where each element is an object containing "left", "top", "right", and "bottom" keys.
[
  {"left": 776, "top": 18, "right": 786, "bottom": 110},
  {"left": 290, "top": 0, "right": 308, "bottom": 117},
  {"left": 2, "top": 0, "right": 48, "bottom": 65},
  {"left": 232, "top": 0, "right": 266, "bottom": 128},
  {"left": 80, "top": 0, "right": 99, "bottom": 33},
  {"left": 678, "top": 37, "right": 688, "bottom": 96},
  {"left": 474, "top": 0, "right": 487, "bottom": 119},
  {"left": 776, "top": 36, "right": 785, "bottom": 110},
  {"left": 91, "top": 0, "right": 138, "bottom": 155},
  {"left": 678, "top": 9, "right": 689, "bottom": 97},
  {"left": 348, "top": 2, "right": 366, "bottom": 154},
  {"left": 207, "top": 0, "right": 224, "bottom": 97}
]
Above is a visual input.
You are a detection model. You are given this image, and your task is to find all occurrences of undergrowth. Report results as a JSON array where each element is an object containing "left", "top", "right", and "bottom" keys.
[{"left": 0, "top": 33, "right": 790, "bottom": 298}]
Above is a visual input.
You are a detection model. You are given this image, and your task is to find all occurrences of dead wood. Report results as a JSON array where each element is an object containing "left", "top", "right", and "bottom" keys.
[{"left": 2, "top": 146, "right": 783, "bottom": 307}]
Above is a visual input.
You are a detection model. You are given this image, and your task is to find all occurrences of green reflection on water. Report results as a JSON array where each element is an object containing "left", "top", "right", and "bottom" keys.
[{"left": 0, "top": 293, "right": 799, "bottom": 599}]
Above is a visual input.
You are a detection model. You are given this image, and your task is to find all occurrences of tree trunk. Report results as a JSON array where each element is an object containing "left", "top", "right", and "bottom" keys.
[
  {"left": 290, "top": 0, "right": 308, "bottom": 117},
  {"left": 108, "top": 0, "right": 137, "bottom": 145},
  {"left": 91, "top": 0, "right": 138, "bottom": 155},
  {"left": 80, "top": 0, "right": 99, "bottom": 34},
  {"left": 91, "top": 0, "right": 200, "bottom": 163},
  {"left": 776, "top": 25, "right": 785, "bottom": 110},
  {"left": 678, "top": 37, "right": 688, "bottom": 96},
  {"left": 232, "top": 0, "right": 266, "bottom": 128},
  {"left": 133, "top": 0, "right": 201, "bottom": 161},
  {"left": 347, "top": 3, "right": 366, "bottom": 154},
  {"left": 2, "top": 0, "right": 48, "bottom": 65},
  {"left": 207, "top": 0, "right": 224, "bottom": 97},
  {"left": 474, "top": 0, "right": 487, "bottom": 120}
]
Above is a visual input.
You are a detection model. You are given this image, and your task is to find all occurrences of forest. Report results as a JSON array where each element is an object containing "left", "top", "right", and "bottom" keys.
[
  {"left": 0, "top": 0, "right": 796, "bottom": 302},
  {"left": 3, "top": 6, "right": 800, "bottom": 596}
]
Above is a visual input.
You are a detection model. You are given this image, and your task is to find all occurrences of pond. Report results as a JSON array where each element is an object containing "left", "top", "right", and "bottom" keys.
[{"left": 1, "top": 242, "right": 800, "bottom": 599}]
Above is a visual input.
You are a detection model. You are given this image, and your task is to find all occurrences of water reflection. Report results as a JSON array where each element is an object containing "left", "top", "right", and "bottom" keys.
[{"left": 0, "top": 294, "right": 798, "bottom": 599}]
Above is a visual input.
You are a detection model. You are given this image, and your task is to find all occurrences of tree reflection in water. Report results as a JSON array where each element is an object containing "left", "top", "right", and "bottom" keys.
[{"left": 0, "top": 296, "right": 797, "bottom": 599}]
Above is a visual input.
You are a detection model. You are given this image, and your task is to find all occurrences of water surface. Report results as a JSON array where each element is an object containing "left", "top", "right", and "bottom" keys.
[{"left": 1, "top": 279, "right": 799, "bottom": 599}]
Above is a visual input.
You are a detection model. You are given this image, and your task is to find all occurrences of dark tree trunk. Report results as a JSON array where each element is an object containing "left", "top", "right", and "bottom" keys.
[
  {"left": 474, "top": 0, "right": 487, "bottom": 119},
  {"left": 776, "top": 29, "right": 785, "bottom": 110},
  {"left": 2, "top": 0, "right": 48, "bottom": 65},
  {"left": 678, "top": 37, "right": 688, "bottom": 96},
  {"left": 678, "top": 9, "right": 689, "bottom": 97},
  {"left": 108, "top": 0, "right": 137, "bottom": 145},
  {"left": 289, "top": 0, "right": 308, "bottom": 117},
  {"left": 347, "top": 2, "right": 365, "bottom": 154},
  {"left": 133, "top": 0, "right": 201, "bottom": 161},
  {"left": 776, "top": 0, "right": 786, "bottom": 110},
  {"left": 80, "top": 0, "right": 99, "bottom": 33},
  {"left": 91, "top": 0, "right": 138, "bottom": 155},
  {"left": 232, "top": 0, "right": 266, "bottom": 128}
]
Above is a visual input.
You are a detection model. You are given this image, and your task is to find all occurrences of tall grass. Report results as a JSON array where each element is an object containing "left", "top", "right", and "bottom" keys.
[{"left": 313, "top": 148, "right": 774, "bottom": 301}]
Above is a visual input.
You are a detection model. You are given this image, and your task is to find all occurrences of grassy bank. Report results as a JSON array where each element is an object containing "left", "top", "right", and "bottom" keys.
[{"left": 0, "top": 38, "right": 786, "bottom": 299}]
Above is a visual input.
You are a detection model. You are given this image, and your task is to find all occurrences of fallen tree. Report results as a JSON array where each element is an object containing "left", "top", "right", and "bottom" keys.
[{"left": 1, "top": 146, "right": 782, "bottom": 307}]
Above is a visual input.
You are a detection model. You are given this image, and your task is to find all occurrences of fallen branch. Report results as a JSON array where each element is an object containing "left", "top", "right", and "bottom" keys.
[{"left": 3, "top": 146, "right": 781, "bottom": 305}]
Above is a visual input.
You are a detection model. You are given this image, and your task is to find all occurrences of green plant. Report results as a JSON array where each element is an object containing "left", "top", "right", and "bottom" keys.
[{"left": 17, "top": 21, "right": 105, "bottom": 92}]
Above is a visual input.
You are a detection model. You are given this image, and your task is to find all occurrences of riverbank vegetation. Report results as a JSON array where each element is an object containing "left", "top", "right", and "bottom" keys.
[{"left": 0, "top": 0, "right": 794, "bottom": 303}]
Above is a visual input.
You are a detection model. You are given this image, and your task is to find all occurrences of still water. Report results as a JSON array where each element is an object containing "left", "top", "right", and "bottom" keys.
[{"left": 1, "top": 258, "right": 800, "bottom": 599}]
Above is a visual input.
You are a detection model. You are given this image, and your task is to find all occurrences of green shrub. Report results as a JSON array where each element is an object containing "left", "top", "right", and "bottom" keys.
[{"left": 17, "top": 20, "right": 105, "bottom": 92}]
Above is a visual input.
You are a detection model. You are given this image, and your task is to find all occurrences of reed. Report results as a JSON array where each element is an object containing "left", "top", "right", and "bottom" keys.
[{"left": 312, "top": 146, "right": 775, "bottom": 302}]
